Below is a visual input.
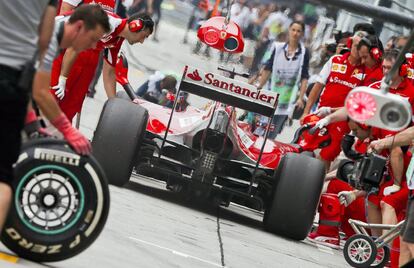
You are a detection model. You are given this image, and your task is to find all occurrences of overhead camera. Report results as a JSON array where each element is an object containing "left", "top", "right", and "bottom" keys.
[
  {"left": 337, "top": 134, "right": 387, "bottom": 193},
  {"left": 345, "top": 86, "right": 412, "bottom": 131},
  {"left": 197, "top": 16, "right": 245, "bottom": 53}
]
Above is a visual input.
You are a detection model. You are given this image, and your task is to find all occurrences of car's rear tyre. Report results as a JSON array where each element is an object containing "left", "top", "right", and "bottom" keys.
[
  {"left": 92, "top": 98, "right": 148, "bottom": 186},
  {"left": 1, "top": 138, "right": 109, "bottom": 262},
  {"left": 263, "top": 153, "right": 325, "bottom": 240}
]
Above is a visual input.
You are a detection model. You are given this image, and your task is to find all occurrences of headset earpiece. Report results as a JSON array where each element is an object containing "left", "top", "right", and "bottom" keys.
[
  {"left": 370, "top": 47, "right": 382, "bottom": 62},
  {"left": 129, "top": 19, "right": 144, "bottom": 32},
  {"left": 359, "top": 36, "right": 383, "bottom": 63}
]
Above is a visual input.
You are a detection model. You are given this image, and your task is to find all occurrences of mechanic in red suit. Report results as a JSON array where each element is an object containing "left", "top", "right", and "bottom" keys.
[
  {"left": 300, "top": 31, "right": 367, "bottom": 171},
  {"left": 357, "top": 35, "right": 384, "bottom": 86},
  {"left": 308, "top": 52, "right": 414, "bottom": 267},
  {"left": 50, "top": 11, "right": 154, "bottom": 122}
]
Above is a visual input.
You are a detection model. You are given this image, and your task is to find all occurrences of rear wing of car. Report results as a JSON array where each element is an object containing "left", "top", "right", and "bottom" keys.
[{"left": 179, "top": 66, "right": 278, "bottom": 117}]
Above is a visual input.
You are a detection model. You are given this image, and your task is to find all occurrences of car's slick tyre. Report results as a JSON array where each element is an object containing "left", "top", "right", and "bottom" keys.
[
  {"left": 92, "top": 98, "right": 148, "bottom": 186},
  {"left": 1, "top": 138, "right": 109, "bottom": 262},
  {"left": 263, "top": 153, "right": 325, "bottom": 240},
  {"left": 343, "top": 234, "right": 377, "bottom": 268}
]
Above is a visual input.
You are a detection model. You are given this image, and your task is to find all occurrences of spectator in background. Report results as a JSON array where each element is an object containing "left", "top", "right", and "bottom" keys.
[
  {"left": 385, "top": 35, "right": 397, "bottom": 52},
  {"left": 395, "top": 35, "right": 409, "bottom": 49},
  {"left": 251, "top": 21, "right": 310, "bottom": 139}
]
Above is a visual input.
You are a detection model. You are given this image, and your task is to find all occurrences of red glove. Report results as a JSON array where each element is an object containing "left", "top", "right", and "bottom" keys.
[
  {"left": 24, "top": 109, "right": 51, "bottom": 138},
  {"left": 51, "top": 113, "right": 91, "bottom": 155}
]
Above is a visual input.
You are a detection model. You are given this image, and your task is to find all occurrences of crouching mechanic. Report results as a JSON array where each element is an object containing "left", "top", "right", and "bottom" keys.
[
  {"left": 51, "top": 11, "right": 154, "bottom": 122},
  {"left": 370, "top": 127, "right": 414, "bottom": 266},
  {"left": 308, "top": 119, "right": 410, "bottom": 252}
]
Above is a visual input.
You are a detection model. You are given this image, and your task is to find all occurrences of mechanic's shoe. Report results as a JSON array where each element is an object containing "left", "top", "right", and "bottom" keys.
[{"left": 307, "top": 232, "right": 340, "bottom": 249}]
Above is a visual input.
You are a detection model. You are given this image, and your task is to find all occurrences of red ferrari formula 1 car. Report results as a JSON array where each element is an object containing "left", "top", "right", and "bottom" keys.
[{"left": 92, "top": 54, "right": 328, "bottom": 240}]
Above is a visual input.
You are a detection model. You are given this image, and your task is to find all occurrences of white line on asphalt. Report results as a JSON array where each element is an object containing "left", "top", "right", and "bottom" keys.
[
  {"left": 316, "top": 244, "right": 334, "bottom": 255},
  {"left": 128, "top": 236, "right": 225, "bottom": 267}
]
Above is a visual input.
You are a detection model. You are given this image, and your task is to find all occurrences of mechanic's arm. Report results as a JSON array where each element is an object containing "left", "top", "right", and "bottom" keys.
[
  {"left": 33, "top": 70, "right": 91, "bottom": 155},
  {"left": 60, "top": 48, "right": 79, "bottom": 77},
  {"left": 103, "top": 60, "right": 117, "bottom": 98},
  {"left": 32, "top": 71, "right": 62, "bottom": 120},
  {"left": 370, "top": 126, "right": 414, "bottom": 150},
  {"left": 325, "top": 107, "right": 348, "bottom": 123},
  {"left": 389, "top": 146, "right": 404, "bottom": 187},
  {"left": 38, "top": 4, "right": 57, "bottom": 60},
  {"left": 51, "top": 47, "right": 79, "bottom": 99}
]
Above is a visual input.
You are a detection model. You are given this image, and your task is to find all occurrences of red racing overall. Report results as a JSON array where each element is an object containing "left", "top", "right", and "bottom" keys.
[
  {"left": 317, "top": 53, "right": 366, "bottom": 161},
  {"left": 50, "top": 12, "right": 126, "bottom": 121}
]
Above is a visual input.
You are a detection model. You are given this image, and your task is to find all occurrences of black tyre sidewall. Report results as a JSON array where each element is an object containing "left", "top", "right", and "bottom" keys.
[
  {"left": 1, "top": 138, "right": 110, "bottom": 262},
  {"left": 264, "top": 153, "right": 325, "bottom": 240},
  {"left": 92, "top": 98, "right": 148, "bottom": 186}
]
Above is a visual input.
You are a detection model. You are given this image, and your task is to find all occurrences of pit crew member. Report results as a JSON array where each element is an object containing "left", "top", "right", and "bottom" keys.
[
  {"left": 300, "top": 31, "right": 366, "bottom": 170},
  {"left": 51, "top": 11, "right": 154, "bottom": 122},
  {"left": 370, "top": 125, "right": 414, "bottom": 266},
  {"left": 357, "top": 35, "right": 384, "bottom": 86}
]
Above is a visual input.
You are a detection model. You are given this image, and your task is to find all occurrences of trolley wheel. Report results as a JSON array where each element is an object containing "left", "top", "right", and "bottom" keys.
[
  {"left": 343, "top": 234, "right": 377, "bottom": 268},
  {"left": 371, "top": 245, "right": 390, "bottom": 267}
]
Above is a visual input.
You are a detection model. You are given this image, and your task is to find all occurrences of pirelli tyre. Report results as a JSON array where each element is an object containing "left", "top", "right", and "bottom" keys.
[
  {"left": 263, "top": 153, "right": 325, "bottom": 240},
  {"left": 1, "top": 138, "right": 109, "bottom": 262},
  {"left": 92, "top": 97, "right": 148, "bottom": 186}
]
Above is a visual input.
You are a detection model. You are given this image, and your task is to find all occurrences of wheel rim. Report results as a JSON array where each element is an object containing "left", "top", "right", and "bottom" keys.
[
  {"left": 347, "top": 238, "right": 374, "bottom": 264},
  {"left": 371, "top": 246, "right": 386, "bottom": 266},
  {"left": 15, "top": 165, "right": 85, "bottom": 235}
]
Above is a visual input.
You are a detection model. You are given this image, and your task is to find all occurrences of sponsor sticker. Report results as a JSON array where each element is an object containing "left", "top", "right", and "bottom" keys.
[
  {"left": 183, "top": 66, "right": 278, "bottom": 108},
  {"left": 331, "top": 63, "right": 347, "bottom": 74},
  {"left": 237, "top": 127, "right": 254, "bottom": 149},
  {"left": 34, "top": 148, "right": 80, "bottom": 166}
]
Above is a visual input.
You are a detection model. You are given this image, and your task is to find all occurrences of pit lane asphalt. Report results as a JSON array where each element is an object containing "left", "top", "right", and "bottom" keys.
[{"left": 0, "top": 10, "right": 350, "bottom": 268}]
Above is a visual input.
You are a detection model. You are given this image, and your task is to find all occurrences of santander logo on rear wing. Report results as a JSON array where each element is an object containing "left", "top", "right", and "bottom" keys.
[{"left": 180, "top": 66, "right": 279, "bottom": 117}]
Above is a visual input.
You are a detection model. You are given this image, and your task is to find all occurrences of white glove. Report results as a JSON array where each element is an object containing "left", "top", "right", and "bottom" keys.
[
  {"left": 314, "top": 117, "right": 331, "bottom": 129},
  {"left": 51, "top": 75, "right": 67, "bottom": 100},
  {"left": 383, "top": 184, "right": 401, "bottom": 196},
  {"left": 315, "top": 107, "right": 332, "bottom": 118},
  {"left": 338, "top": 191, "right": 356, "bottom": 207}
]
